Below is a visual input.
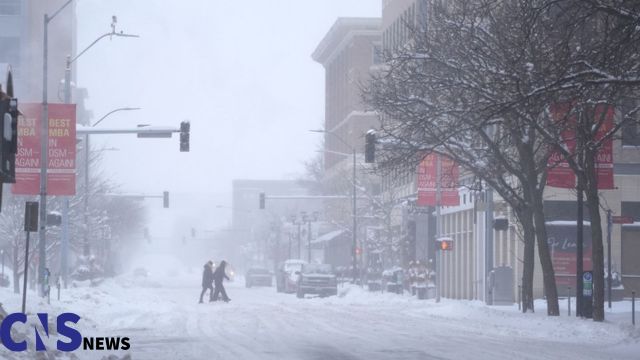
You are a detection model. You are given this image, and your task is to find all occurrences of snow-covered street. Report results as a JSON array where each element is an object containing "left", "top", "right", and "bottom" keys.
[
  {"left": 88, "top": 280, "right": 640, "bottom": 360},
  {"left": 3, "top": 254, "right": 637, "bottom": 360}
]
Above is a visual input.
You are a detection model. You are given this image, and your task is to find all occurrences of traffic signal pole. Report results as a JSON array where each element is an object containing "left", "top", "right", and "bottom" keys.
[{"left": 436, "top": 155, "right": 442, "bottom": 303}]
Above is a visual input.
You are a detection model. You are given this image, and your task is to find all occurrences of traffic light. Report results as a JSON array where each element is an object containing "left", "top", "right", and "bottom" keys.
[
  {"left": 163, "top": 191, "right": 169, "bottom": 208},
  {"left": 365, "top": 130, "right": 376, "bottom": 163},
  {"left": 180, "top": 121, "right": 190, "bottom": 152},
  {"left": 437, "top": 237, "right": 454, "bottom": 251},
  {"left": 0, "top": 97, "right": 18, "bottom": 183},
  {"left": 259, "top": 192, "right": 265, "bottom": 209}
]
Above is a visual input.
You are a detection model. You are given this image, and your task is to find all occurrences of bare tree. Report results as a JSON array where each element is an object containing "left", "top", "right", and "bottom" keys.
[
  {"left": 521, "top": 0, "right": 640, "bottom": 321},
  {"left": 363, "top": 0, "right": 576, "bottom": 314}
]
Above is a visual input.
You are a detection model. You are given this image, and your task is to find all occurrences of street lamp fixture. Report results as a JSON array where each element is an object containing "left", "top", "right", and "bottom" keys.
[{"left": 309, "top": 129, "right": 358, "bottom": 283}]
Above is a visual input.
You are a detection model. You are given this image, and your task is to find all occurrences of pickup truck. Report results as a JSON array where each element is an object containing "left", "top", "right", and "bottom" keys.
[{"left": 296, "top": 264, "right": 338, "bottom": 298}]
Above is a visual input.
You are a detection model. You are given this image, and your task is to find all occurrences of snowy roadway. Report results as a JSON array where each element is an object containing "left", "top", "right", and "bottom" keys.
[
  {"left": 66, "top": 271, "right": 639, "bottom": 360},
  {"left": 1, "top": 264, "right": 639, "bottom": 359}
]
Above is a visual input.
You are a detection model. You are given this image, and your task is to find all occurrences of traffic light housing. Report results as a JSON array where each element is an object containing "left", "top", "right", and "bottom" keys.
[
  {"left": 180, "top": 121, "right": 190, "bottom": 152},
  {"left": 163, "top": 191, "right": 169, "bottom": 208},
  {"left": 365, "top": 130, "right": 376, "bottom": 163},
  {"left": 437, "top": 237, "right": 454, "bottom": 251},
  {"left": 0, "top": 97, "right": 18, "bottom": 183},
  {"left": 260, "top": 193, "right": 267, "bottom": 209},
  {"left": 259, "top": 192, "right": 265, "bottom": 209}
]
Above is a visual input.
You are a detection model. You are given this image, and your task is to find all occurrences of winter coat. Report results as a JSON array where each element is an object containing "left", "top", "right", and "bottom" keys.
[
  {"left": 212, "top": 263, "right": 230, "bottom": 285},
  {"left": 202, "top": 264, "right": 213, "bottom": 287}
]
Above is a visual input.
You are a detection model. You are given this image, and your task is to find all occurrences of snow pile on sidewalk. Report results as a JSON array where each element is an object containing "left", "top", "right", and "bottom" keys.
[{"left": 313, "top": 283, "right": 640, "bottom": 347}]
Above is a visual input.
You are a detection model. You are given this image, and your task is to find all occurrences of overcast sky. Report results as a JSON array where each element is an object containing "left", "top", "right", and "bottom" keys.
[{"left": 75, "top": 1, "right": 381, "bottom": 237}]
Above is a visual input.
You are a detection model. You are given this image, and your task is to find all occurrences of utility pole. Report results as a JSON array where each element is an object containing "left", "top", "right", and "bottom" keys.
[
  {"left": 307, "top": 219, "right": 312, "bottom": 263},
  {"left": 607, "top": 209, "right": 612, "bottom": 309},
  {"left": 576, "top": 172, "right": 584, "bottom": 317},
  {"left": 435, "top": 155, "right": 442, "bottom": 303},
  {"left": 485, "top": 185, "right": 494, "bottom": 305},
  {"left": 297, "top": 221, "right": 302, "bottom": 259},
  {"left": 40, "top": 0, "right": 73, "bottom": 297}
]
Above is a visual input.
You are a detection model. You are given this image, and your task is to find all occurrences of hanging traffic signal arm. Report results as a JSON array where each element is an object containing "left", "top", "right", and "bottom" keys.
[{"left": 76, "top": 121, "right": 190, "bottom": 152}]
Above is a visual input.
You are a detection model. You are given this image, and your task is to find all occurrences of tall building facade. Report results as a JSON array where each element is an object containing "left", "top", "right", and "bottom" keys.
[{"left": 312, "top": 18, "right": 382, "bottom": 270}]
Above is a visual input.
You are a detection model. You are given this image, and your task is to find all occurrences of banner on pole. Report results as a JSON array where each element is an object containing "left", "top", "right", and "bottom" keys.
[
  {"left": 13, "top": 103, "right": 76, "bottom": 196},
  {"left": 416, "top": 154, "right": 459, "bottom": 207}
]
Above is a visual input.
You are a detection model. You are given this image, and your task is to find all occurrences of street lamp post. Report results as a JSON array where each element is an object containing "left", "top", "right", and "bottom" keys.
[
  {"left": 310, "top": 129, "right": 358, "bottom": 283},
  {"left": 40, "top": 0, "right": 74, "bottom": 296},
  {"left": 60, "top": 18, "right": 139, "bottom": 284},
  {"left": 1, "top": 249, "right": 4, "bottom": 278}
]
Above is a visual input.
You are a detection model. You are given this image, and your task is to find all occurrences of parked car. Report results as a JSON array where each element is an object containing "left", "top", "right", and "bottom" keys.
[
  {"left": 296, "top": 263, "right": 338, "bottom": 298},
  {"left": 245, "top": 267, "right": 273, "bottom": 288},
  {"left": 276, "top": 259, "right": 307, "bottom": 293}
]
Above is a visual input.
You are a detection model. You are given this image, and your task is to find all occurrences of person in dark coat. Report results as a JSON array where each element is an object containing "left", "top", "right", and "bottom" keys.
[
  {"left": 199, "top": 260, "right": 214, "bottom": 303},
  {"left": 212, "top": 260, "right": 231, "bottom": 302}
]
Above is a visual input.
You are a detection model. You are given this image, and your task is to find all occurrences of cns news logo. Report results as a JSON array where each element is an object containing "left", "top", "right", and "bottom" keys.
[{"left": 0, "top": 313, "right": 130, "bottom": 352}]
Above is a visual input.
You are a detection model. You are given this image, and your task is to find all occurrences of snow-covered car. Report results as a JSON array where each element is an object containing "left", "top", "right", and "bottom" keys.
[
  {"left": 296, "top": 264, "right": 337, "bottom": 298},
  {"left": 245, "top": 267, "right": 273, "bottom": 288},
  {"left": 276, "top": 259, "right": 307, "bottom": 293}
]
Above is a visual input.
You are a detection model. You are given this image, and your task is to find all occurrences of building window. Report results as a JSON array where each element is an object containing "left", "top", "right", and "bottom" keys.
[{"left": 0, "top": 0, "right": 20, "bottom": 15}]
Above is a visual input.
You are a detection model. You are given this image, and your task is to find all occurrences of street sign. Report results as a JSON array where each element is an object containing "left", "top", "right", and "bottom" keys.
[{"left": 612, "top": 215, "right": 634, "bottom": 224}]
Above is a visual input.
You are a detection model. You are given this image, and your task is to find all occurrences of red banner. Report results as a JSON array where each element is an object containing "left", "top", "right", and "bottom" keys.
[
  {"left": 13, "top": 103, "right": 76, "bottom": 196},
  {"left": 547, "top": 103, "right": 615, "bottom": 190},
  {"left": 416, "top": 154, "right": 459, "bottom": 206}
]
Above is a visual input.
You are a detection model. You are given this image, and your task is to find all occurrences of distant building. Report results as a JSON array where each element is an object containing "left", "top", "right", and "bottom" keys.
[{"left": 0, "top": 0, "right": 77, "bottom": 102}]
